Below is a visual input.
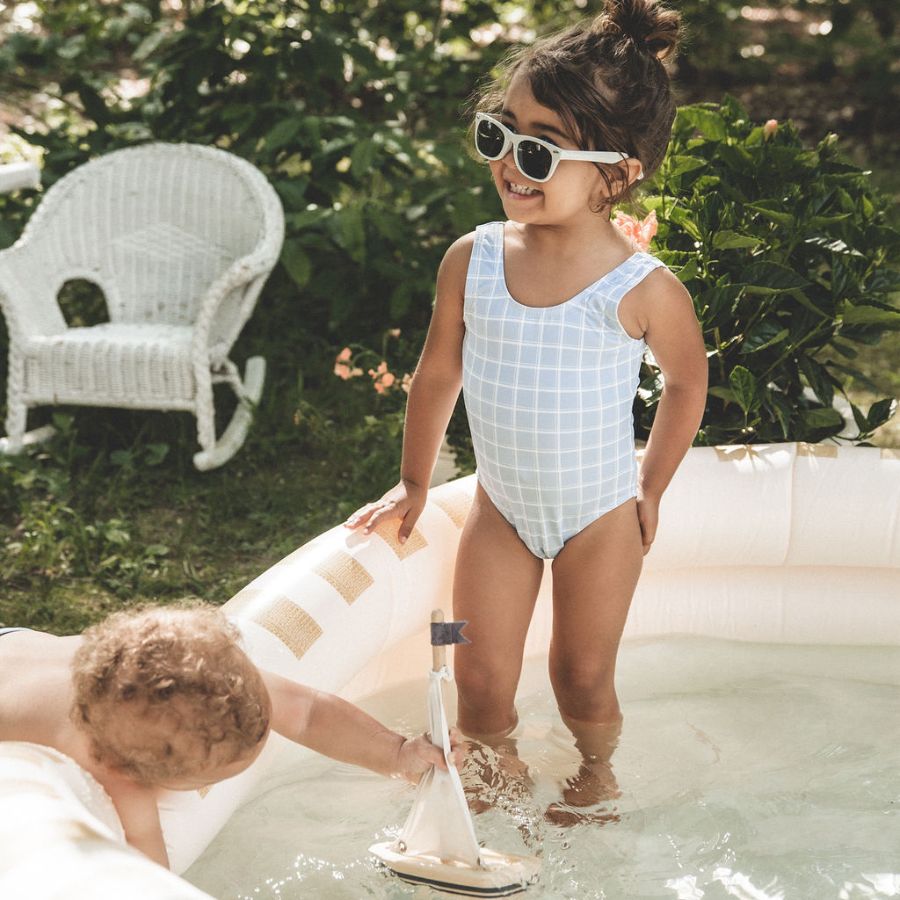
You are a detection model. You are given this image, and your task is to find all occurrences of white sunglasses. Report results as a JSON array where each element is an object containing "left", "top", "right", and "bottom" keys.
[{"left": 473, "top": 112, "right": 642, "bottom": 184}]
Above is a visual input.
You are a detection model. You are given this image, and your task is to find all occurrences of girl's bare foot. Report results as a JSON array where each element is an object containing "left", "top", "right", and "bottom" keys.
[
  {"left": 544, "top": 759, "right": 622, "bottom": 826},
  {"left": 459, "top": 737, "right": 533, "bottom": 815}
]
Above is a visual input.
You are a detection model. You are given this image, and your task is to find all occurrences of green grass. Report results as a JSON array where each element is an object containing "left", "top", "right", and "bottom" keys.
[
  {"left": 2, "top": 330, "right": 896, "bottom": 636},
  {"left": 0, "top": 396, "right": 393, "bottom": 634}
]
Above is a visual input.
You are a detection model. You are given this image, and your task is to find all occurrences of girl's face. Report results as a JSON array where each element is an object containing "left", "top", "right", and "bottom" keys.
[{"left": 488, "top": 72, "right": 641, "bottom": 226}]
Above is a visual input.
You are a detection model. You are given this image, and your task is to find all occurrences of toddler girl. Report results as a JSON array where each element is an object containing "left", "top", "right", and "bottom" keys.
[{"left": 347, "top": 0, "right": 708, "bottom": 817}]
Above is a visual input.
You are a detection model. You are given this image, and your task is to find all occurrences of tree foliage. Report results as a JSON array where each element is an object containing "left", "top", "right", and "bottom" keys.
[{"left": 0, "top": 0, "right": 897, "bottom": 453}]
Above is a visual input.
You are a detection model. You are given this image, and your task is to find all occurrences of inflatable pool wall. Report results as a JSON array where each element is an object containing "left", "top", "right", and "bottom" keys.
[{"left": 1, "top": 442, "right": 897, "bottom": 897}]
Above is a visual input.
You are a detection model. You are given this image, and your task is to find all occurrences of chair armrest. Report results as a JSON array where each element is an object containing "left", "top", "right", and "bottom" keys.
[
  {"left": 191, "top": 249, "right": 281, "bottom": 362},
  {"left": 0, "top": 162, "right": 41, "bottom": 194},
  {"left": 0, "top": 244, "right": 68, "bottom": 340}
]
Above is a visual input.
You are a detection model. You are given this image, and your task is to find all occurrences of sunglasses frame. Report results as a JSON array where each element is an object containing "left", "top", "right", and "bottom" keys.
[{"left": 473, "top": 112, "right": 643, "bottom": 184}]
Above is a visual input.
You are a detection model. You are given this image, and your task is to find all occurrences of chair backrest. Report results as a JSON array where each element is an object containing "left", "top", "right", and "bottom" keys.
[{"left": 20, "top": 143, "right": 282, "bottom": 326}]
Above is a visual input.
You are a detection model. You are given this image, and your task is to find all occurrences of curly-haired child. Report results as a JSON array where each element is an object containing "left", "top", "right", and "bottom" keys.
[{"left": 0, "top": 605, "right": 460, "bottom": 867}]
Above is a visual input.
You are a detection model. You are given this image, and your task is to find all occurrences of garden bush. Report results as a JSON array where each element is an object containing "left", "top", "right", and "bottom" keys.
[{"left": 637, "top": 95, "right": 899, "bottom": 446}]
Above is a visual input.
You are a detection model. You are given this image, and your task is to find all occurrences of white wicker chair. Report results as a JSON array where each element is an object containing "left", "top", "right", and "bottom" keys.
[{"left": 0, "top": 143, "right": 284, "bottom": 470}]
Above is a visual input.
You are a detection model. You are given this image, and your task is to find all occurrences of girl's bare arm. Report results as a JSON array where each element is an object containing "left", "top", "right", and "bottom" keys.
[
  {"left": 345, "top": 233, "right": 474, "bottom": 540},
  {"left": 637, "top": 268, "right": 709, "bottom": 501},
  {"left": 620, "top": 269, "right": 706, "bottom": 554}
]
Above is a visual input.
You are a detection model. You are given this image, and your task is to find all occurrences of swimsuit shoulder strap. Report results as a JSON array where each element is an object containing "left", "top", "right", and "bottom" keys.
[
  {"left": 464, "top": 221, "right": 505, "bottom": 303},
  {"left": 610, "top": 252, "right": 669, "bottom": 299},
  {"left": 598, "top": 252, "right": 670, "bottom": 339}
]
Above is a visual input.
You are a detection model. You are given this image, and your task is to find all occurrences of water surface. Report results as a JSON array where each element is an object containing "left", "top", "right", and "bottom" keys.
[{"left": 187, "top": 637, "right": 900, "bottom": 899}]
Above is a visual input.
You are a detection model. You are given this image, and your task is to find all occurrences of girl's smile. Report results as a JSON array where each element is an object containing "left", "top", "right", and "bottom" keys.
[{"left": 503, "top": 176, "right": 543, "bottom": 201}]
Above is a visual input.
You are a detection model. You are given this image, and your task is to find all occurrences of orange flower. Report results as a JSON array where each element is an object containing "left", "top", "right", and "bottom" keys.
[
  {"left": 612, "top": 209, "right": 658, "bottom": 251},
  {"left": 369, "top": 360, "right": 396, "bottom": 394},
  {"left": 334, "top": 362, "right": 362, "bottom": 379},
  {"left": 763, "top": 119, "right": 778, "bottom": 140},
  {"left": 333, "top": 347, "right": 362, "bottom": 380}
]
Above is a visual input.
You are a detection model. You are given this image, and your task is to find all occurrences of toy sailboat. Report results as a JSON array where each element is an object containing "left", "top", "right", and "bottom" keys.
[{"left": 370, "top": 611, "right": 540, "bottom": 896}]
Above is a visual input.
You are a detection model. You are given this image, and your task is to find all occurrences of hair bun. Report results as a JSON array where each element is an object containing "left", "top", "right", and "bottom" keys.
[{"left": 593, "top": 0, "right": 683, "bottom": 61}]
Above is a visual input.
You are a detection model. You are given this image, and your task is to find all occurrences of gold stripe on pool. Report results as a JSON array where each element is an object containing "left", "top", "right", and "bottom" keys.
[
  {"left": 252, "top": 599, "right": 323, "bottom": 660},
  {"left": 372, "top": 520, "right": 427, "bottom": 559},
  {"left": 313, "top": 551, "right": 374, "bottom": 605},
  {"left": 797, "top": 442, "right": 839, "bottom": 458}
]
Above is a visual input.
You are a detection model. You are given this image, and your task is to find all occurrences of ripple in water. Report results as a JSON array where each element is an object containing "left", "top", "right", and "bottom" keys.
[{"left": 186, "top": 637, "right": 900, "bottom": 899}]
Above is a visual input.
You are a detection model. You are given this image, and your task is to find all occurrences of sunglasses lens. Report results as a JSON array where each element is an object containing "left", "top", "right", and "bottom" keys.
[
  {"left": 516, "top": 140, "right": 553, "bottom": 181},
  {"left": 475, "top": 118, "right": 505, "bottom": 159}
]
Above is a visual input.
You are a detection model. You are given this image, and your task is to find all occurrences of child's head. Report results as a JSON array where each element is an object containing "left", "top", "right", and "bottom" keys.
[
  {"left": 71, "top": 604, "right": 271, "bottom": 788},
  {"left": 469, "top": 0, "right": 683, "bottom": 215}
]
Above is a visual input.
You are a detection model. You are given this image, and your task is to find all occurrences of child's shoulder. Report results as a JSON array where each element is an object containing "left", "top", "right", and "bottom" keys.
[
  {"left": 442, "top": 220, "right": 505, "bottom": 266},
  {"left": 633, "top": 250, "right": 683, "bottom": 287},
  {"left": 439, "top": 226, "right": 489, "bottom": 276},
  {"left": 626, "top": 252, "right": 694, "bottom": 321}
]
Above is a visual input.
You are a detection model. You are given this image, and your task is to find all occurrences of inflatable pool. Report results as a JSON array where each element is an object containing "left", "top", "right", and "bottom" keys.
[{"left": 1, "top": 441, "right": 897, "bottom": 898}]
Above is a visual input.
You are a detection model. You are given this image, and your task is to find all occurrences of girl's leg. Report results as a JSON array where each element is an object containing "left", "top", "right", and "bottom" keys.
[
  {"left": 545, "top": 497, "right": 643, "bottom": 819},
  {"left": 548, "top": 496, "right": 644, "bottom": 728},
  {"left": 453, "top": 482, "right": 544, "bottom": 739}
]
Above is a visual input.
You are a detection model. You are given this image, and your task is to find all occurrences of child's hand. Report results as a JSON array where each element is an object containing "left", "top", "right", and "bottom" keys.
[
  {"left": 635, "top": 488, "right": 660, "bottom": 556},
  {"left": 395, "top": 727, "right": 466, "bottom": 784},
  {"left": 344, "top": 480, "right": 427, "bottom": 544}
]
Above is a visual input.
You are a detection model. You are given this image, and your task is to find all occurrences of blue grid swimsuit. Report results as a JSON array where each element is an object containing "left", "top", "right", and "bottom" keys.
[{"left": 462, "top": 220, "right": 668, "bottom": 559}]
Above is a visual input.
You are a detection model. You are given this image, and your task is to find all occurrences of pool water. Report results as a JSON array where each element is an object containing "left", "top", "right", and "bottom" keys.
[{"left": 186, "top": 637, "right": 900, "bottom": 899}]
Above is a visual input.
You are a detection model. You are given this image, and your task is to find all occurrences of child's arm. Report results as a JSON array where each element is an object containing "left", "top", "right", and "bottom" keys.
[
  {"left": 260, "top": 669, "right": 460, "bottom": 782},
  {"left": 345, "top": 233, "right": 473, "bottom": 541},
  {"left": 635, "top": 269, "right": 708, "bottom": 552},
  {"left": 104, "top": 776, "right": 170, "bottom": 868}
]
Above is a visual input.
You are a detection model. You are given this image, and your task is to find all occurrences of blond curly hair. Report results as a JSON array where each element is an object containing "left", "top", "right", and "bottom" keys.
[{"left": 71, "top": 603, "right": 271, "bottom": 785}]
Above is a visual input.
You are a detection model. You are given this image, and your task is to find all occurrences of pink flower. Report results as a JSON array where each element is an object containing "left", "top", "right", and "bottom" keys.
[
  {"left": 369, "top": 360, "right": 396, "bottom": 394},
  {"left": 333, "top": 347, "right": 362, "bottom": 380},
  {"left": 763, "top": 119, "right": 778, "bottom": 140},
  {"left": 612, "top": 209, "right": 658, "bottom": 251},
  {"left": 334, "top": 361, "right": 362, "bottom": 379}
]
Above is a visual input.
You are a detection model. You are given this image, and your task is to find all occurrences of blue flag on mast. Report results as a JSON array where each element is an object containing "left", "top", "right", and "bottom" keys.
[{"left": 430, "top": 620, "right": 470, "bottom": 646}]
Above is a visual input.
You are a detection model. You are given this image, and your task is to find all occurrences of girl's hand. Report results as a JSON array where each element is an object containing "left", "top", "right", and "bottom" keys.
[
  {"left": 635, "top": 489, "right": 660, "bottom": 556},
  {"left": 395, "top": 728, "right": 465, "bottom": 783},
  {"left": 344, "top": 480, "right": 427, "bottom": 544}
]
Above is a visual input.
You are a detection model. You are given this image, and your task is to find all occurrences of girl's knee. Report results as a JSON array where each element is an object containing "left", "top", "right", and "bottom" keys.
[
  {"left": 549, "top": 658, "right": 619, "bottom": 722},
  {"left": 455, "top": 661, "right": 510, "bottom": 707},
  {"left": 455, "top": 662, "right": 519, "bottom": 736}
]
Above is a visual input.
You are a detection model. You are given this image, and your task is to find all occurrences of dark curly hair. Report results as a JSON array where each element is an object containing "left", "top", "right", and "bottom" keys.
[
  {"left": 71, "top": 603, "right": 271, "bottom": 785},
  {"left": 467, "top": 0, "right": 685, "bottom": 213}
]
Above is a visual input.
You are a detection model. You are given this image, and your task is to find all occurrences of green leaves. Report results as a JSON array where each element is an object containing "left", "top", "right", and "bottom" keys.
[
  {"left": 636, "top": 97, "right": 898, "bottom": 447},
  {"left": 838, "top": 300, "right": 900, "bottom": 330},
  {"left": 739, "top": 262, "right": 810, "bottom": 294},
  {"left": 712, "top": 230, "right": 762, "bottom": 250},
  {"left": 676, "top": 106, "right": 728, "bottom": 142},
  {"left": 729, "top": 366, "right": 758, "bottom": 415},
  {"left": 280, "top": 240, "right": 312, "bottom": 289}
]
